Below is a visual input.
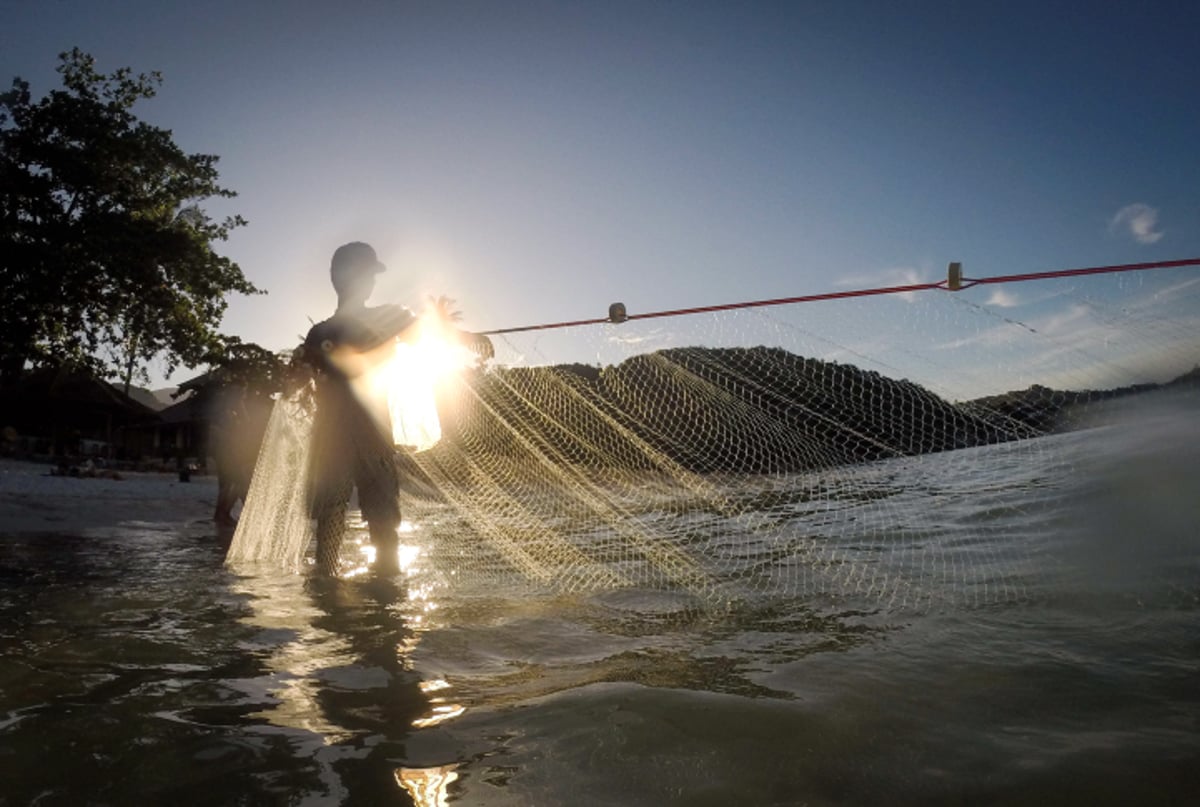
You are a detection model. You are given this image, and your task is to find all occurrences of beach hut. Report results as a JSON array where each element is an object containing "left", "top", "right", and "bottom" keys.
[{"left": 0, "top": 365, "right": 161, "bottom": 459}]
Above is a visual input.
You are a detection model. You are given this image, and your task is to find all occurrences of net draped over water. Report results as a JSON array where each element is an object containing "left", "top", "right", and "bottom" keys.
[{"left": 228, "top": 263, "right": 1200, "bottom": 608}]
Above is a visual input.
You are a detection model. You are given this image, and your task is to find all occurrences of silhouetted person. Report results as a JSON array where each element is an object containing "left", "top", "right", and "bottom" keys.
[{"left": 302, "top": 242, "right": 490, "bottom": 575}]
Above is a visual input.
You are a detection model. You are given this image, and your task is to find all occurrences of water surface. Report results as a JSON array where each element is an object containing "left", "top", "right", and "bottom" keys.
[{"left": 1, "top": 406, "right": 1197, "bottom": 805}]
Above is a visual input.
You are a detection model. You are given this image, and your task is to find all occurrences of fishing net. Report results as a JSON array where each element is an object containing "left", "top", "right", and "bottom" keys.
[{"left": 227, "top": 261, "right": 1200, "bottom": 608}]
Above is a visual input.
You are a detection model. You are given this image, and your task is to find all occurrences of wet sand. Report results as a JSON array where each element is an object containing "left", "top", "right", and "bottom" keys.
[{"left": 0, "top": 459, "right": 218, "bottom": 534}]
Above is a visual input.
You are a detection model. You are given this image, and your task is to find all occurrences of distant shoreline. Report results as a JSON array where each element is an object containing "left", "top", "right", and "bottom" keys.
[{"left": 0, "top": 458, "right": 218, "bottom": 535}]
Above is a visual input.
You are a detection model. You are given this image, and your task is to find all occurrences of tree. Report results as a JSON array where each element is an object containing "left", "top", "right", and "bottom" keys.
[
  {"left": 180, "top": 338, "right": 295, "bottom": 401},
  {"left": 0, "top": 48, "right": 261, "bottom": 391}
]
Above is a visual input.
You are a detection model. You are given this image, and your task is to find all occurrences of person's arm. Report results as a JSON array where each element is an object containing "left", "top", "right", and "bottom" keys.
[
  {"left": 332, "top": 332, "right": 404, "bottom": 379},
  {"left": 301, "top": 306, "right": 415, "bottom": 381},
  {"left": 412, "top": 296, "right": 495, "bottom": 363},
  {"left": 458, "top": 329, "right": 494, "bottom": 363}
]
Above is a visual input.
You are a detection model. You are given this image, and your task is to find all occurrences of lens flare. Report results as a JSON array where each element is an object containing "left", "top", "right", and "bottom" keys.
[{"left": 379, "top": 316, "right": 475, "bottom": 452}]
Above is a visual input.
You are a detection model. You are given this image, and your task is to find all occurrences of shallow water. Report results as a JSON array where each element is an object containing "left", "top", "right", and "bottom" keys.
[{"left": 2, "top": 402, "right": 1198, "bottom": 805}]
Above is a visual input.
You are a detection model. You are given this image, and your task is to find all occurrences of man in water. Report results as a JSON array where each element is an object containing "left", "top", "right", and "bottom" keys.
[{"left": 302, "top": 241, "right": 489, "bottom": 575}]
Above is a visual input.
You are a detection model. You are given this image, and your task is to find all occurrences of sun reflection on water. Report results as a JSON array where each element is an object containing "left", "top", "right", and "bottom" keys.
[
  {"left": 395, "top": 763, "right": 459, "bottom": 807},
  {"left": 409, "top": 668, "right": 468, "bottom": 738},
  {"left": 232, "top": 514, "right": 469, "bottom": 803}
]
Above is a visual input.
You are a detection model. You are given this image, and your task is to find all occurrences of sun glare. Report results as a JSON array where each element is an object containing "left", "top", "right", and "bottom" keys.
[{"left": 377, "top": 315, "right": 476, "bottom": 452}]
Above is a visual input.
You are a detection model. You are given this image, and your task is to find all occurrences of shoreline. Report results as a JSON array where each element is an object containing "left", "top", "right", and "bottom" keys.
[{"left": 0, "top": 458, "right": 219, "bottom": 535}]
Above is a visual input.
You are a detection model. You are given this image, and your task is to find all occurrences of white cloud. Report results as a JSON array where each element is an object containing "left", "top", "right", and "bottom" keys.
[
  {"left": 1110, "top": 203, "right": 1164, "bottom": 244},
  {"left": 834, "top": 266, "right": 930, "bottom": 302},
  {"left": 1141, "top": 274, "right": 1200, "bottom": 305},
  {"left": 836, "top": 266, "right": 927, "bottom": 288},
  {"left": 986, "top": 288, "right": 1020, "bottom": 308}
]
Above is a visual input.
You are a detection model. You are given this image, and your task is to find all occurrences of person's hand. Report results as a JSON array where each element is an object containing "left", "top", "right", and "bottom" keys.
[
  {"left": 428, "top": 295, "right": 463, "bottom": 325},
  {"left": 468, "top": 332, "right": 494, "bottom": 362}
]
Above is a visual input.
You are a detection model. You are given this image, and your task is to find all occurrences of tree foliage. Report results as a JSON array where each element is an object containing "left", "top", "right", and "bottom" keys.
[
  {"left": 183, "top": 338, "right": 296, "bottom": 399},
  {"left": 0, "top": 48, "right": 261, "bottom": 390}
]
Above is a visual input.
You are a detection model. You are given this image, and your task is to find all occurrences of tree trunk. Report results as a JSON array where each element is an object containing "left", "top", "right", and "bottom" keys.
[{"left": 121, "top": 332, "right": 140, "bottom": 396}]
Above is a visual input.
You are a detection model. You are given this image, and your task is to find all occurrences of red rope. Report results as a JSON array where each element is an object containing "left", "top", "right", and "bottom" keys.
[
  {"left": 954, "top": 257, "right": 1200, "bottom": 289},
  {"left": 623, "top": 282, "right": 945, "bottom": 322},
  {"left": 482, "top": 316, "right": 613, "bottom": 336},
  {"left": 479, "top": 257, "right": 1200, "bottom": 336}
]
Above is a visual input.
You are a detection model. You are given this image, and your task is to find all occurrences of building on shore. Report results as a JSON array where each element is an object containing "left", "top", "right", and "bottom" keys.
[{"left": 0, "top": 365, "right": 162, "bottom": 461}]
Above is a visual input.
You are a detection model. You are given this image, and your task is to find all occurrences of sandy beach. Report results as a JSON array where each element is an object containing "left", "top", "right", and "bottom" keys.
[{"left": 0, "top": 458, "right": 218, "bottom": 534}]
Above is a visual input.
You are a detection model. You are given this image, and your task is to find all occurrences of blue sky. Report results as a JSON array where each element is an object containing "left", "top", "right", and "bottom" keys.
[{"left": 4, "top": 0, "right": 1199, "bottom": 392}]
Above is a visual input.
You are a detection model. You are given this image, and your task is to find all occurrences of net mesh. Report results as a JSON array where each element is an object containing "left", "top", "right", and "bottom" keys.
[{"left": 227, "top": 264, "right": 1200, "bottom": 608}]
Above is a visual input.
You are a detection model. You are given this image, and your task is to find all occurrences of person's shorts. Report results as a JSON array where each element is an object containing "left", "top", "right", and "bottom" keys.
[{"left": 307, "top": 411, "right": 401, "bottom": 528}]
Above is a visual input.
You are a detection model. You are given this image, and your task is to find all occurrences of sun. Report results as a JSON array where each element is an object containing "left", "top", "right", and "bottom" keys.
[{"left": 377, "top": 315, "right": 476, "bottom": 452}]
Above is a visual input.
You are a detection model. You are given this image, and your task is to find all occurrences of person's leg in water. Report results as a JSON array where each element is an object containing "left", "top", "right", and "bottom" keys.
[
  {"left": 357, "top": 449, "right": 402, "bottom": 576},
  {"left": 214, "top": 472, "right": 238, "bottom": 526},
  {"left": 315, "top": 496, "right": 349, "bottom": 575},
  {"left": 308, "top": 414, "right": 353, "bottom": 576},
  {"left": 368, "top": 520, "right": 401, "bottom": 575}
]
